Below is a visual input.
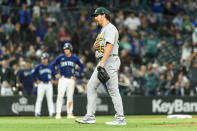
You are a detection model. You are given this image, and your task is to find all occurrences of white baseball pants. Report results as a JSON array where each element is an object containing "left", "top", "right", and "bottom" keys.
[
  {"left": 35, "top": 82, "right": 55, "bottom": 116},
  {"left": 56, "top": 77, "right": 75, "bottom": 114}
]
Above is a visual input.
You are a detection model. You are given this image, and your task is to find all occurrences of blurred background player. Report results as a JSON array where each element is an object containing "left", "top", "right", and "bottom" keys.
[
  {"left": 0, "top": 59, "right": 15, "bottom": 96},
  {"left": 51, "top": 42, "right": 84, "bottom": 119},
  {"left": 33, "top": 53, "right": 55, "bottom": 117},
  {"left": 17, "top": 60, "right": 35, "bottom": 95}
]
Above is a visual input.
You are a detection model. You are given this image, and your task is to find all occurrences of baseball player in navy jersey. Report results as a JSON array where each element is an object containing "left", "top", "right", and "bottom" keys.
[
  {"left": 17, "top": 60, "right": 35, "bottom": 95},
  {"left": 33, "top": 53, "right": 55, "bottom": 117},
  {"left": 51, "top": 42, "right": 84, "bottom": 119},
  {"left": 76, "top": 7, "right": 126, "bottom": 125}
]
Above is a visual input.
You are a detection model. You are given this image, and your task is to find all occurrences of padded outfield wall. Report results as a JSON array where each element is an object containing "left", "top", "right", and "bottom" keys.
[{"left": 0, "top": 96, "right": 197, "bottom": 116}]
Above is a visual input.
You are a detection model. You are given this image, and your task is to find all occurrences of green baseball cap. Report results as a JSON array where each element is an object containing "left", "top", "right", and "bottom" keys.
[{"left": 91, "top": 7, "right": 110, "bottom": 17}]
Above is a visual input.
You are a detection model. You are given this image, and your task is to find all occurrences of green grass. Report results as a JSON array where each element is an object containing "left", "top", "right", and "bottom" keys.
[{"left": 0, "top": 115, "right": 197, "bottom": 131}]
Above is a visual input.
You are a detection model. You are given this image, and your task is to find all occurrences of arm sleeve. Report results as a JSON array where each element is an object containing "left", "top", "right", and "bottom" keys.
[
  {"left": 17, "top": 70, "right": 22, "bottom": 83},
  {"left": 76, "top": 57, "right": 84, "bottom": 76},
  {"left": 50, "top": 56, "right": 59, "bottom": 68},
  {"left": 51, "top": 65, "right": 57, "bottom": 79},
  {"left": 50, "top": 56, "right": 60, "bottom": 74},
  {"left": 32, "top": 66, "right": 38, "bottom": 81}
]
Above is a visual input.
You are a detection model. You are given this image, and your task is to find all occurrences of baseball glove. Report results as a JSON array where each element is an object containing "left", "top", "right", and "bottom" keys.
[{"left": 97, "top": 66, "right": 110, "bottom": 83}]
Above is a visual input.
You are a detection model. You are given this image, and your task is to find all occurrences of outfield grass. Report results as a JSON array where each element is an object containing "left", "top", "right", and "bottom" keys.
[{"left": 0, "top": 115, "right": 197, "bottom": 131}]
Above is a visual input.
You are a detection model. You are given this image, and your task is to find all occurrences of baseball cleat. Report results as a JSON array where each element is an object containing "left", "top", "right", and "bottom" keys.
[
  {"left": 35, "top": 113, "right": 40, "bottom": 118},
  {"left": 67, "top": 114, "right": 75, "bottom": 119},
  {"left": 75, "top": 115, "right": 96, "bottom": 124},
  {"left": 55, "top": 113, "right": 61, "bottom": 119},
  {"left": 105, "top": 119, "right": 127, "bottom": 125},
  {"left": 50, "top": 113, "right": 56, "bottom": 118}
]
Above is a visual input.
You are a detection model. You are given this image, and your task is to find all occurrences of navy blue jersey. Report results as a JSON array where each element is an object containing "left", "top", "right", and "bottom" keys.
[
  {"left": 51, "top": 54, "right": 84, "bottom": 77},
  {"left": 33, "top": 64, "right": 56, "bottom": 82},
  {"left": 17, "top": 69, "right": 35, "bottom": 88}
]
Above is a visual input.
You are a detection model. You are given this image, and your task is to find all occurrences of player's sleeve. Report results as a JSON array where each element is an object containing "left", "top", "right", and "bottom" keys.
[
  {"left": 104, "top": 27, "right": 116, "bottom": 45},
  {"left": 17, "top": 70, "right": 22, "bottom": 83},
  {"left": 50, "top": 65, "right": 57, "bottom": 79},
  {"left": 32, "top": 66, "right": 39, "bottom": 81},
  {"left": 50, "top": 56, "right": 61, "bottom": 75},
  {"left": 50, "top": 56, "right": 60, "bottom": 68},
  {"left": 76, "top": 57, "right": 84, "bottom": 76}
]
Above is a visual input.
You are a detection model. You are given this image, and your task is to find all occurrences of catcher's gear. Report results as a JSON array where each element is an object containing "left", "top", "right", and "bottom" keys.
[{"left": 97, "top": 66, "right": 110, "bottom": 83}]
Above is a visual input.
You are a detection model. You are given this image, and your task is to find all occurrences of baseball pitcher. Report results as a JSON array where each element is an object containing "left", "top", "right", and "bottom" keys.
[{"left": 76, "top": 7, "right": 126, "bottom": 125}]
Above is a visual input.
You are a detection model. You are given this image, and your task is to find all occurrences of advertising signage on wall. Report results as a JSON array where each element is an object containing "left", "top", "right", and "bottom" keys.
[
  {"left": 0, "top": 96, "right": 112, "bottom": 116},
  {"left": 1, "top": 96, "right": 197, "bottom": 116},
  {"left": 11, "top": 97, "right": 35, "bottom": 114},
  {"left": 152, "top": 99, "right": 197, "bottom": 114}
]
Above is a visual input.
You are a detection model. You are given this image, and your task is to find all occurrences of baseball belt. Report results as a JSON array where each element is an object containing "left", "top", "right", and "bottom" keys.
[{"left": 98, "top": 54, "right": 118, "bottom": 61}]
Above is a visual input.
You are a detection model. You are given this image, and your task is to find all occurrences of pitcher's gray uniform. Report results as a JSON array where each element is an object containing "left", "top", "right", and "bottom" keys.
[
  {"left": 87, "top": 23, "right": 124, "bottom": 117},
  {"left": 76, "top": 7, "right": 126, "bottom": 125}
]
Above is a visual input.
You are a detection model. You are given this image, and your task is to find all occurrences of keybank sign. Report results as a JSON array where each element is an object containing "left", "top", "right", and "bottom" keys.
[{"left": 152, "top": 99, "right": 197, "bottom": 114}]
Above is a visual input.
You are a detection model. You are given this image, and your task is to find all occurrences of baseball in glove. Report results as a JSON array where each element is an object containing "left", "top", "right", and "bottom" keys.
[{"left": 97, "top": 66, "right": 110, "bottom": 83}]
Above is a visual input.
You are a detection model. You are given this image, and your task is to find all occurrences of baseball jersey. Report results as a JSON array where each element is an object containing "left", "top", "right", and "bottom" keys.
[
  {"left": 33, "top": 64, "right": 56, "bottom": 82},
  {"left": 51, "top": 54, "right": 84, "bottom": 77},
  {"left": 95, "top": 23, "right": 119, "bottom": 58},
  {"left": 17, "top": 69, "right": 35, "bottom": 88}
]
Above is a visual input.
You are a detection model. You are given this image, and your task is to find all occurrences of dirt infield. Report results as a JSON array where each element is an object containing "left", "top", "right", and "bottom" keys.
[
  {"left": 134, "top": 117, "right": 166, "bottom": 119},
  {"left": 133, "top": 116, "right": 197, "bottom": 119},
  {"left": 161, "top": 122, "right": 197, "bottom": 125},
  {"left": 133, "top": 116, "right": 197, "bottom": 125}
]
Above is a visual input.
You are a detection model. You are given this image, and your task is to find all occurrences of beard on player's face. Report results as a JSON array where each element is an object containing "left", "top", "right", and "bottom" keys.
[{"left": 94, "top": 15, "right": 104, "bottom": 26}]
